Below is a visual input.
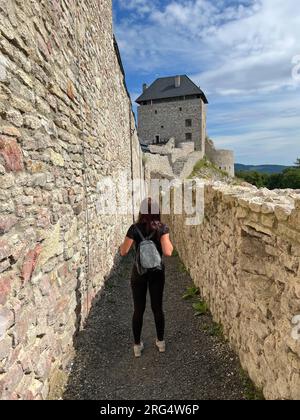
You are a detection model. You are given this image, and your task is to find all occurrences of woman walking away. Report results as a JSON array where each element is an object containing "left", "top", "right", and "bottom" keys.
[{"left": 120, "top": 198, "right": 174, "bottom": 358}]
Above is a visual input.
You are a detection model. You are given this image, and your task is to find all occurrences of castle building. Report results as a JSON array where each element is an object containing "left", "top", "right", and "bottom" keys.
[
  {"left": 136, "top": 75, "right": 235, "bottom": 177},
  {"left": 136, "top": 75, "right": 208, "bottom": 153}
]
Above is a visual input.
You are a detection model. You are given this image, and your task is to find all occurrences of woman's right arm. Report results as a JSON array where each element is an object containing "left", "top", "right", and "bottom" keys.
[
  {"left": 120, "top": 237, "right": 134, "bottom": 257},
  {"left": 160, "top": 234, "right": 174, "bottom": 257}
]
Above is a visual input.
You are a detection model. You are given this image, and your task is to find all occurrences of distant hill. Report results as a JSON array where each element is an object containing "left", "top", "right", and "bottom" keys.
[{"left": 235, "top": 164, "right": 292, "bottom": 174}]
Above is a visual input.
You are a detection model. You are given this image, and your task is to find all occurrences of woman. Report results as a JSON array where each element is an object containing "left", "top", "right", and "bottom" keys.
[{"left": 120, "top": 198, "right": 174, "bottom": 357}]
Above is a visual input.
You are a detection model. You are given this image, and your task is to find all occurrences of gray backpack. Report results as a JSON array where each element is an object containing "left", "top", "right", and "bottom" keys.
[{"left": 135, "top": 226, "right": 163, "bottom": 275}]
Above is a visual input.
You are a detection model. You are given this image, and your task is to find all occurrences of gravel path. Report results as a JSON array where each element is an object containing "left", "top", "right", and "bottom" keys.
[{"left": 64, "top": 254, "right": 253, "bottom": 400}]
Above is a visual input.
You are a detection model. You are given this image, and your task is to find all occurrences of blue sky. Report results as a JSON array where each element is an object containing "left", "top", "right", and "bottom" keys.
[{"left": 113, "top": 0, "right": 300, "bottom": 165}]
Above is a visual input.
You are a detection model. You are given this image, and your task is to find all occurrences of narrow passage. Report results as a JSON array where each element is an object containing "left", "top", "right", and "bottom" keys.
[{"left": 64, "top": 254, "right": 252, "bottom": 400}]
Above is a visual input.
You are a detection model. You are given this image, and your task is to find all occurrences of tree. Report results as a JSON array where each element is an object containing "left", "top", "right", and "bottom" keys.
[
  {"left": 266, "top": 173, "right": 283, "bottom": 189},
  {"left": 281, "top": 168, "right": 300, "bottom": 189},
  {"left": 237, "top": 167, "right": 300, "bottom": 190},
  {"left": 236, "top": 171, "right": 268, "bottom": 188},
  {"left": 295, "top": 158, "right": 300, "bottom": 167}
]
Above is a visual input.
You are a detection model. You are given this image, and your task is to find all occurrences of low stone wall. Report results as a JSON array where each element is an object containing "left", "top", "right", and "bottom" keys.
[
  {"left": 148, "top": 139, "right": 199, "bottom": 165},
  {"left": 170, "top": 148, "right": 194, "bottom": 164},
  {"left": 144, "top": 153, "right": 174, "bottom": 181},
  {"left": 177, "top": 152, "right": 203, "bottom": 179},
  {"left": 164, "top": 182, "right": 300, "bottom": 400},
  {"left": 178, "top": 142, "right": 195, "bottom": 153},
  {"left": 0, "top": 0, "right": 143, "bottom": 400},
  {"left": 149, "top": 138, "right": 175, "bottom": 155}
]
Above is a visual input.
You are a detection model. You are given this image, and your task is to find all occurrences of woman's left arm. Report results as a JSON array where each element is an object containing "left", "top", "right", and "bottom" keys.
[
  {"left": 160, "top": 234, "right": 173, "bottom": 257},
  {"left": 120, "top": 237, "right": 134, "bottom": 257}
]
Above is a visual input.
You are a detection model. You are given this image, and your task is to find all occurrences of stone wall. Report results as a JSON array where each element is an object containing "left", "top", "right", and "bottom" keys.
[
  {"left": 149, "top": 139, "right": 196, "bottom": 165},
  {"left": 164, "top": 182, "right": 300, "bottom": 400},
  {"left": 149, "top": 138, "right": 176, "bottom": 156},
  {"left": 137, "top": 98, "right": 206, "bottom": 152},
  {"left": 170, "top": 142, "right": 195, "bottom": 165},
  {"left": 0, "top": 0, "right": 143, "bottom": 399},
  {"left": 144, "top": 153, "right": 174, "bottom": 182},
  {"left": 205, "top": 138, "right": 235, "bottom": 177},
  {"left": 174, "top": 151, "right": 203, "bottom": 179}
]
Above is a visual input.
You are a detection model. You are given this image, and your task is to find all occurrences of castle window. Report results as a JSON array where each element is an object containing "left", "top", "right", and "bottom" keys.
[
  {"left": 161, "top": 125, "right": 164, "bottom": 129},
  {"left": 179, "top": 107, "right": 182, "bottom": 111},
  {"left": 185, "top": 119, "right": 192, "bottom": 127},
  {"left": 155, "top": 110, "right": 158, "bottom": 114},
  {"left": 185, "top": 133, "right": 192, "bottom": 141},
  {"left": 155, "top": 135, "right": 160, "bottom": 144}
]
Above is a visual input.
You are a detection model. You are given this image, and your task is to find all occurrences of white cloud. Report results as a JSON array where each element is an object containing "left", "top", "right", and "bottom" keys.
[
  {"left": 117, "top": 0, "right": 158, "bottom": 16},
  {"left": 116, "top": 0, "right": 300, "bottom": 91},
  {"left": 114, "top": 0, "right": 300, "bottom": 164}
]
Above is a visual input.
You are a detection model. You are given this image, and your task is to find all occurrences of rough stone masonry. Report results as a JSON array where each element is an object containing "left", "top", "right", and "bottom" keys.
[
  {"left": 0, "top": 0, "right": 143, "bottom": 399},
  {"left": 1, "top": 0, "right": 299, "bottom": 403},
  {"left": 164, "top": 183, "right": 300, "bottom": 400}
]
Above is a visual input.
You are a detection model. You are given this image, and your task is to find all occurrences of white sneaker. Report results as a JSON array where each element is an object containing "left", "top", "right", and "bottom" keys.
[
  {"left": 155, "top": 339, "right": 166, "bottom": 353},
  {"left": 133, "top": 342, "right": 144, "bottom": 358}
]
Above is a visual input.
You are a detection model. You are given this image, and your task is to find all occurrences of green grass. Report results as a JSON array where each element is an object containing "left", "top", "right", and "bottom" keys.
[
  {"left": 239, "top": 369, "right": 265, "bottom": 400},
  {"left": 172, "top": 249, "right": 179, "bottom": 257},
  {"left": 193, "top": 300, "right": 209, "bottom": 316},
  {"left": 188, "top": 156, "right": 211, "bottom": 178},
  {"left": 207, "top": 322, "right": 225, "bottom": 339},
  {"left": 178, "top": 261, "right": 188, "bottom": 273},
  {"left": 182, "top": 286, "right": 200, "bottom": 300},
  {"left": 188, "top": 156, "right": 229, "bottom": 179}
]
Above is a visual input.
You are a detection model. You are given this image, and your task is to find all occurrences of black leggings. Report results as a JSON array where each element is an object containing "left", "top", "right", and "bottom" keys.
[{"left": 131, "top": 266, "right": 165, "bottom": 345}]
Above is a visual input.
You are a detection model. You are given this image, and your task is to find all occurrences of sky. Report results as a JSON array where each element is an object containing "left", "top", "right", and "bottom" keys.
[{"left": 113, "top": 0, "right": 300, "bottom": 165}]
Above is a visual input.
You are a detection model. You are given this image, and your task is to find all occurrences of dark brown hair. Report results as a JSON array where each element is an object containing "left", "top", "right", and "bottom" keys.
[{"left": 137, "top": 197, "right": 162, "bottom": 235}]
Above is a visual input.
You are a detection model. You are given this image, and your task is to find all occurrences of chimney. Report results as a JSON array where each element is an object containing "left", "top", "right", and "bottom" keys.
[
  {"left": 175, "top": 75, "right": 181, "bottom": 88},
  {"left": 143, "top": 83, "right": 148, "bottom": 92}
]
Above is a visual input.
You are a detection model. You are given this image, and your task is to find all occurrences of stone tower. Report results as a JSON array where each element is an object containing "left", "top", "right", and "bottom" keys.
[{"left": 136, "top": 75, "right": 208, "bottom": 154}]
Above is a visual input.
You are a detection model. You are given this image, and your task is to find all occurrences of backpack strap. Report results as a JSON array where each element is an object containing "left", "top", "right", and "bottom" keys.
[
  {"left": 135, "top": 225, "right": 145, "bottom": 241},
  {"left": 146, "top": 231, "right": 156, "bottom": 240},
  {"left": 135, "top": 225, "right": 156, "bottom": 241}
]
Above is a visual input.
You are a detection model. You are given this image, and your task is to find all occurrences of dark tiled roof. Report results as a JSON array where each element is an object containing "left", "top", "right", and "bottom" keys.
[{"left": 136, "top": 75, "right": 208, "bottom": 104}]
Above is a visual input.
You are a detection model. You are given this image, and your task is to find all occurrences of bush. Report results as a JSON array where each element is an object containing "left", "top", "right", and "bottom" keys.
[
  {"left": 236, "top": 171, "right": 268, "bottom": 188},
  {"left": 236, "top": 168, "right": 300, "bottom": 190},
  {"left": 280, "top": 168, "right": 300, "bottom": 189}
]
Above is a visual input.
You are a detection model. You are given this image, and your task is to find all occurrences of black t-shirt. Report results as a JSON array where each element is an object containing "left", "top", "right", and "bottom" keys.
[{"left": 126, "top": 223, "right": 170, "bottom": 256}]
